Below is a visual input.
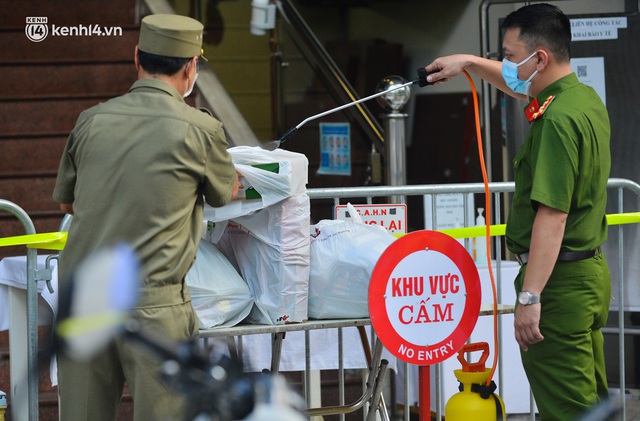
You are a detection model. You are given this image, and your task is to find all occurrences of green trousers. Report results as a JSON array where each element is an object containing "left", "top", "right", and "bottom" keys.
[
  {"left": 58, "top": 300, "right": 198, "bottom": 421},
  {"left": 515, "top": 253, "right": 611, "bottom": 421}
]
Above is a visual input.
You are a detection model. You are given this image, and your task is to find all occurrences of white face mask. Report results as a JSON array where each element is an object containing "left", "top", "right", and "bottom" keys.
[{"left": 502, "top": 51, "right": 538, "bottom": 96}]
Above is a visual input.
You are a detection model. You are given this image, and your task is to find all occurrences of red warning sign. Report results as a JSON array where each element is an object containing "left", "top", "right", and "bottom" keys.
[{"left": 368, "top": 230, "right": 481, "bottom": 365}]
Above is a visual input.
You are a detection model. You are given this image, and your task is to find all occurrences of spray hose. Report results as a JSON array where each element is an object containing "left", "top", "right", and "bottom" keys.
[{"left": 462, "top": 69, "right": 499, "bottom": 386}]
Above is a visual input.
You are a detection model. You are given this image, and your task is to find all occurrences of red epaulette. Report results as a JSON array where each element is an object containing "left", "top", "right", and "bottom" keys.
[{"left": 525, "top": 95, "right": 555, "bottom": 122}]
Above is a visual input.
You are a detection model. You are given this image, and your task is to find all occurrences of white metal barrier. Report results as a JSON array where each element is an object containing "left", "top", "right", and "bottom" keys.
[
  {"left": 0, "top": 199, "right": 40, "bottom": 421},
  {"left": 301, "top": 178, "right": 640, "bottom": 420},
  {"left": 2, "top": 177, "right": 638, "bottom": 420}
]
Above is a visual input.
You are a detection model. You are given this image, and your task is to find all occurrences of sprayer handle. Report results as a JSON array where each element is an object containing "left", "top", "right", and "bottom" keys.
[
  {"left": 415, "top": 67, "right": 433, "bottom": 87},
  {"left": 457, "top": 341, "right": 490, "bottom": 373}
]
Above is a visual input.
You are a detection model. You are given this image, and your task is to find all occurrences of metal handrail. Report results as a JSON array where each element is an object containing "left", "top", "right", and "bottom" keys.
[
  {"left": 308, "top": 178, "right": 640, "bottom": 199},
  {"left": 0, "top": 199, "right": 39, "bottom": 421},
  {"left": 308, "top": 181, "right": 516, "bottom": 200},
  {"left": 276, "top": 0, "right": 385, "bottom": 153}
]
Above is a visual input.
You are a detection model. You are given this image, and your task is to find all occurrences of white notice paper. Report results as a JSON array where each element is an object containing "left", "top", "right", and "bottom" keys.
[{"left": 571, "top": 57, "right": 607, "bottom": 106}]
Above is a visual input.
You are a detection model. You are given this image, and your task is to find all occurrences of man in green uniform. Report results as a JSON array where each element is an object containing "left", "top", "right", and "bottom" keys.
[
  {"left": 424, "top": 4, "right": 611, "bottom": 420},
  {"left": 53, "top": 14, "right": 239, "bottom": 420}
]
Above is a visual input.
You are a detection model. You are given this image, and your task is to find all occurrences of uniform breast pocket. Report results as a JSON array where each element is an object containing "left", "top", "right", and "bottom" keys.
[{"left": 513, "top": 147, "right": 527, "bottom": 170}]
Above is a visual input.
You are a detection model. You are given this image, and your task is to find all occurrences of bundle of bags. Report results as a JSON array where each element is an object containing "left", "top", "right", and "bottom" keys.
[
  {"left": 186, "top": 240, "right": 253, "bottom": 329},
  {"left": 187, "top": 146, "right": 396, "bottom": 328},
  {"left": 199, "top": 146, "right": 310, "bottom": 326},
  {"left": 307, "top": 208, "right": 397, "bottom": 319}
]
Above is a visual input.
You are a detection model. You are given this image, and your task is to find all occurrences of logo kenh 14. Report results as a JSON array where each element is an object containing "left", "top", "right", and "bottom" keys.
[
  {"left": 25, "top": 17, "right": 48, "bottom": 42},
  {"left": 25, "top": 17, "right": 123, "bottom": 42}
]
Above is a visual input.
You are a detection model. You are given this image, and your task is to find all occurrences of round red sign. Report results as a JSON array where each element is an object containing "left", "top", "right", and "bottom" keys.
[{"left": 368, "top": 230, "right": 481, "bottom": 365}]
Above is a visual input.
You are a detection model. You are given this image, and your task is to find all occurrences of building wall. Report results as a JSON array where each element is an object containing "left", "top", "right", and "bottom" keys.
[{"left": 168, "top": 0, "right": 628, "bottom": 141}]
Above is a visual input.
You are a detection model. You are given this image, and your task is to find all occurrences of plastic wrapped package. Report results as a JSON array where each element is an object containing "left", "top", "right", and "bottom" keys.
[
  {"left": 204, "top": 147, "right": 310, "bottom": 324},
  {"left": 186, "top": 240, "right": 253, "bottom": 329},
  {"left": 215, "top": 193, "right": 310, "bottom": 324},
  {"left": 203, "top": 146, "right": 308, "bottom": 231},
  {"left": 308, "top": 218, "right": 396, "bottom": 319}
]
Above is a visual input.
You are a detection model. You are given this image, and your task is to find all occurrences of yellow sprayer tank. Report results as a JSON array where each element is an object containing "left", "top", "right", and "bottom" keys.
[{"left": 445, "top": 342, "right": 505, "bottom": 421}]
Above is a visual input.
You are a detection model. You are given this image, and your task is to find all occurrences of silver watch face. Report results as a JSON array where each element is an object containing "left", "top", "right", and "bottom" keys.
[
  {"left": 518, "top": 291, "right": 530, "bottom": 305},
  {"left": 518, "top": 291, "right": 539, "bottom": 305}
]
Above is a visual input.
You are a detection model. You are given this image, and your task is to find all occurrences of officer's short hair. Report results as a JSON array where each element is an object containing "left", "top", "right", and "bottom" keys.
[
  {"left": 138, "top": 50, "right": 190, "bottom": 76},
  {"left": 501, "top": 3, "right": 571, "bottom": 63}
]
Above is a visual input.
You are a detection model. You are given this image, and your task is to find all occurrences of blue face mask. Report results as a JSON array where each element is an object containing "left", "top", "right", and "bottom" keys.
[{"left": 502, "top": 51, "right": 539, "bottom": 96}]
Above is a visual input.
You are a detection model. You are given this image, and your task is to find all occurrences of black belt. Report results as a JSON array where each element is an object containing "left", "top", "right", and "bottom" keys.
[{"left": 515, "top": 247, "right": 601, "bottom": 266}]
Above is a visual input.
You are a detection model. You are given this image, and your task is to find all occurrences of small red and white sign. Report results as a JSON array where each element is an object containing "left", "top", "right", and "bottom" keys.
[
  {"left": 334, "top": 204, "right": 407, "bottom": 233},
  {"left": 368, "top": 230, "right": 481, "bottom": 365}
]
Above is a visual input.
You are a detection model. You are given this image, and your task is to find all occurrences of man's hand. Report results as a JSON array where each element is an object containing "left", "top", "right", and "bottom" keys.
[
  {"left": 231, "top": 170, "right": 243, "bottom": 200},
  {"left": 514, "top": 303, "right": 544, "bottom": 351},
  {"left": 60, "top": 203, "right": 74, "bottom": 215},
  {"left": 425, "top": 54, "right": 475, "bottom": 84},
  {"left": 424, "top": 54, "right": 522, "bottom": 99}
]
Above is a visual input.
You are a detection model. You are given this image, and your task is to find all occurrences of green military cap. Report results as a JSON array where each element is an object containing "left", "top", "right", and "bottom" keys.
[{"left": 139, "top": 14, "right": 205, "bottom": 59}]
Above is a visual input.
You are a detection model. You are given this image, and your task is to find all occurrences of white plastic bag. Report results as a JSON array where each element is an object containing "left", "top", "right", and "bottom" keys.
[
  {"left": 207, "top": 146, "right": 310, "bottom": 324},
  {"left": 186, "top": 240, "right": 254, "bottom": 329},
  {"left": 308, "top": 209, "right": 396, "bottom": 319},
  {"left": 203, "top": 146, "right": 309, "bottom": 229},
  {"left": 216, "top": 193, "right": 310, "bottom": 324}
]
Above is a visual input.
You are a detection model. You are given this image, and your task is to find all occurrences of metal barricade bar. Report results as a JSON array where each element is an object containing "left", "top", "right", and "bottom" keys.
[
  {"left": 305, "top": 178, "right": 640, "bottom": 420},
  {"left": 2, "top": 178, "right": 637, "bottom": 420},
  {"left": 198, "top": 319, "right": 390, "bottom": 419},
  {"left": 308, "top": 181, "right": 515, "bottom": 420},
  {"left": 0, "top": 199, "right": 39, "bottom": 421}
]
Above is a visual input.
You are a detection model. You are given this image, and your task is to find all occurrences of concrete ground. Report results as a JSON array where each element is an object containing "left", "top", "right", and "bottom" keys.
[
  {"left": 506, "top": 389, "right": 640, "bottom": 420},
  {"left": 389, "top": 389, "right": 640, "bottom": 420}
]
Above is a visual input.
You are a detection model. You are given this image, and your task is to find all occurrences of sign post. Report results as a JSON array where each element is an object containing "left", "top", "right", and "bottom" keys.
[{"left": 368, "top": 230, "right": 481, "bottom": 417}]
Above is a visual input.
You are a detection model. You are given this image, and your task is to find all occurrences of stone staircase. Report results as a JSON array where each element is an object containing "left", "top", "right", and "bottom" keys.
[
  {"left": 0, "top": 0, "right": 139, "bottom": 257},
  {"left": 0, "top": 0, "right": 140, "bottom": 418}
]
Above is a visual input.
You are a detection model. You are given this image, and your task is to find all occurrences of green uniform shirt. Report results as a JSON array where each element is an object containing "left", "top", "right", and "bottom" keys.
[
  {"left": 506, "top": 73, "right": 611, "bottom": 255},
  {"left": 53, "top": 79, "right": 237, "bottom": 306}
]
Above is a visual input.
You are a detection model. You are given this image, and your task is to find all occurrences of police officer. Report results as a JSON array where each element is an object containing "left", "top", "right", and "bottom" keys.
[
  {"left": 424, "top": 3, "right": 611, "bottom": 420},
  {"left": 53, "top": 14, "right": 239, "bottom": 420}
]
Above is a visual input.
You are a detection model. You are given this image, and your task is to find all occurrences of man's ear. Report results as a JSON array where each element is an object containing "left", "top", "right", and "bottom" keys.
[
  {"left": 536, "top": 49, "right": 550, "bottom": 70},
  {"left": 185, "top": 56, "right": 197, "bottom": 78},
  {"left": 134, "top": 45, "right": 140, "bottom": 71}
]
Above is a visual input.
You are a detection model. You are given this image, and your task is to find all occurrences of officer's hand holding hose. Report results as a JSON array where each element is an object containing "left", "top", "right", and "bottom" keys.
[{"left": 424, "top": 54, "right": 527, "bottom": 101}]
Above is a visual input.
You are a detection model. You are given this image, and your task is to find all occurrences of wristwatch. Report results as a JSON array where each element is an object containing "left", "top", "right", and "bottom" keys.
[{"left": 518, "top": 291, "right": 540, "bottom": 306}]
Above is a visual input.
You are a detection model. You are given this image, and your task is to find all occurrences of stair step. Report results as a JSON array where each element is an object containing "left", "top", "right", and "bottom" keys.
[
  {"left": 0, "top": 64, "right": 136, "bottom": 99},
  {"left": 1, "top": 0, "right": 137, "bottom": 29},
  {"left": 0, "top": 98, "right": 108, "bottom": 137},
  {"left": 1, "top": 0, "right": 139, "bottom": 415},
  {"left": 0, "top": 137, "right": 67, "bottom": 173},
  {"left": 0, "top": 29, "right": 139, "bottom": 65},
  {"left": 0, "top": 177, "right": 58, "bottom": 211}
]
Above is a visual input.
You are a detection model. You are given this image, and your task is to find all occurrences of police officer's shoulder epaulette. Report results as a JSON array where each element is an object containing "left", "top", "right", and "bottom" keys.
[
  {"left": 190, "top": 106, "right": 222, "bottom": 134},
  {"left": 198, "top": 107, "right": 214, "bottom": 117},
  {"left": 525, "top": 95, "right": 555, "bottom": 123}
]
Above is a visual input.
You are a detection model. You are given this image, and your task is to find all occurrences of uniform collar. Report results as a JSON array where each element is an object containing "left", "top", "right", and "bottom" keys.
[
  {"left": 523, "top": 73, "right": 579, "bottom": 122},
  {"left": 534, "top": 73, "right": 579, "bottom": 102},
  {"left": 128, "top": 78, "right": 185, "bottom": 102}
]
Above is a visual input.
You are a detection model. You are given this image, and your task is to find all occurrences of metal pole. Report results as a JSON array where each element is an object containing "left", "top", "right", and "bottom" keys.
[
  {"left": 383, "top": 112, "right": 408, "bottom": 205},
  {"left": 26, "top": 246, "right": 38, "bottom": 421},
  {"left": 0, "top": 199, "right": 38, "bottom": 421},
  {"left": 617, "top": 187, "right": 626, "bottom": 420}
]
